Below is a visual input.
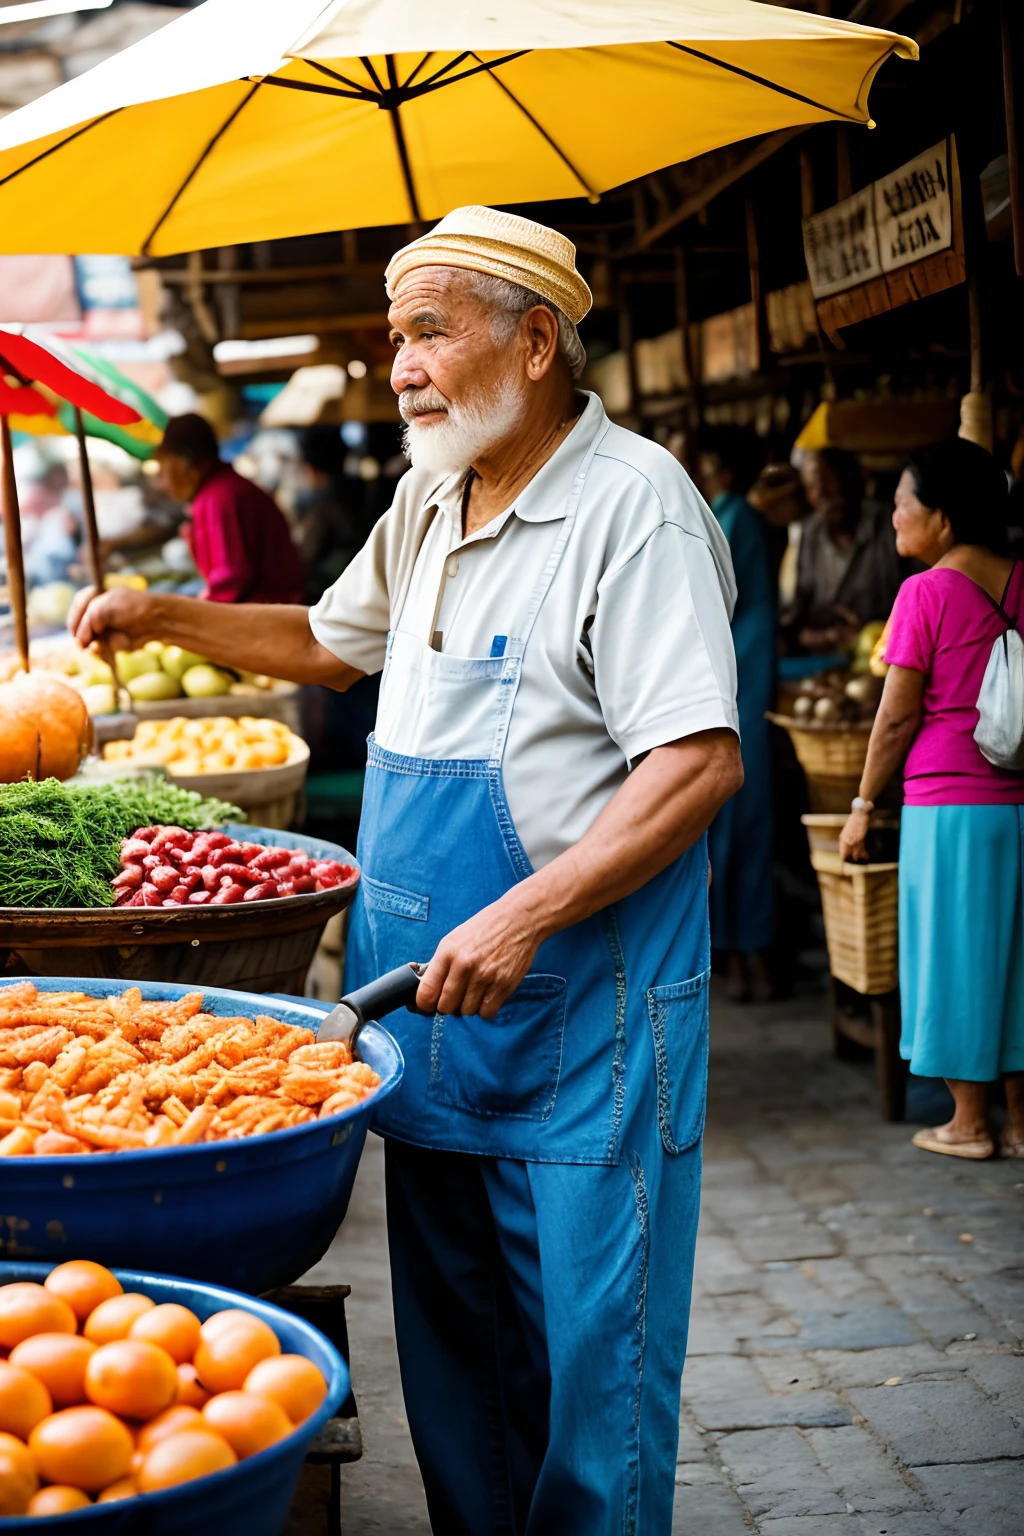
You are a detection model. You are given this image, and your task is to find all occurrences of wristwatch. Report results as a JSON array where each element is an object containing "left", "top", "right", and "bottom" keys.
[{"left": 851, "top": 796, "right": 875, "bottom": 814}]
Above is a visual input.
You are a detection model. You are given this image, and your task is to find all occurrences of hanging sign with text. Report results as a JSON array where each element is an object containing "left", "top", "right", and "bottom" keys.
[{"left": 803, "top": 141, "right": 953, "bottom": 299}]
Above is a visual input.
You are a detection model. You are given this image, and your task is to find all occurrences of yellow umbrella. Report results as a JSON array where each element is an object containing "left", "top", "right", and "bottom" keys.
[{"left": 0, "top": 0, "right": 915, "bottom": 256}]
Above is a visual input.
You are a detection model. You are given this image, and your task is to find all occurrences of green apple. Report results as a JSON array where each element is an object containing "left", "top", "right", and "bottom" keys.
[
  {"left": 126, "top": 670, "right": 182, "bottom": 702},
  {"left": 161, "top": 645, "right": 211, "bottom": 681},
  {"left": 181, "top": 664, "right": 234, "bottom": 699},
  {"left": 116, "top": 649, "right": 162, "bottom": 684},
  {"left": 143, "top": 640, "right": 166, "bottom": 655}
]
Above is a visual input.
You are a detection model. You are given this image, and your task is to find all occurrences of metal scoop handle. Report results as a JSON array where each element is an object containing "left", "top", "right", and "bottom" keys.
[{"left": 343, "top": 962, "right": 427, "bottom": 1023}]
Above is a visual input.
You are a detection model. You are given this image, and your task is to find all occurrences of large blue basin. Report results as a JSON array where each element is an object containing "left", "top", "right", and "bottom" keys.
[
  {"left": 0, "top": 1262, "right": 348, "bottom": 1534},
  {"left": 0, "top": 979, "right": 403, "bottom": 1293}
]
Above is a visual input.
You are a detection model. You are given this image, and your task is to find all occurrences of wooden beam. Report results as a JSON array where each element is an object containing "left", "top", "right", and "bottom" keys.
[
  {"left": 816, "top": 248, "right": 967, "bottom": 342},
  {"left": 1002, "top": 0, "right": 1024, "bottom": 278},
  {"left": 626, "top": 128, "right": 805, "bottom": 253},
  {"left": 240, "top": 312, "right": 390, "bottom": 339},
  {"left": 141, "top": 262, "right": 386, "bottom": 285},
  {"left": 0, "top": 416, "right": 29, "bottom": 676}
]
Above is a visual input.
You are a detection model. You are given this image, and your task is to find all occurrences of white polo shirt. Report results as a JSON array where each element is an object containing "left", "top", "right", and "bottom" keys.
[{"left": 310, "top": 393, "right": 738, "bottom": 870}]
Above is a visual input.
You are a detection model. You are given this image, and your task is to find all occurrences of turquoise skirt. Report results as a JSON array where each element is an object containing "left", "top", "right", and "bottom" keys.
[{"left": 899, "top": 804, "right": 1024, "bottom": 1080}]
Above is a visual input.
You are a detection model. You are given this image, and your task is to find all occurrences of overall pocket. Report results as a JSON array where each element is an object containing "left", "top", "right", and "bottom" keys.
[
  {"left": 646, "top": 968, "right": 710, "bottom": 1153},
  {"left": 429, "top": 974, "right": 567, "bottom": 1121}
]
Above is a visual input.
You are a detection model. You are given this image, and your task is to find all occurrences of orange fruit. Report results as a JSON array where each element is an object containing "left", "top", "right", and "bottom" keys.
[
  {"left": 135, "top": 1404, "right": 204, "bottom": 1456},
  {"left": 194, "top": 1317, "right": 280, "bottom": 1395},
  {"left": 97, "top": 1476, "right": 137, "bottom": 1503},
  {"left": 197, "top": 1309, "right": 259, "bottom": 1344},
  {"left": 0, "top": 1284, "right": 77, "bottom": 1350},
  {"left": 27, "top": 1485, "right": 91, "bottom": 1515},
  {"left": 0, "top": 1430, "right": 38, "bottom": 1515},
  {"left": 0, "top": 1361, "right": 52, "bottom": 1439},
  {"left": 137, "top": 1429, "right": 236, "bottom": 1492},
  {"left": 202, "top": 1391, "right": 291, "bottom": 1459},
  {"left": 43, "top": 1262, "right": 122, "bottom": 1325},
  {"left": 83, "top": 1293, "right": 154, "bottom": 1345},
  {"left": 175, "top": 1363, "right": 211, "bottom": 1409},
  {"left": 29, "top": 1407, "right": 134, "bottom": 1492},
  {"left": 85, "top": 1340, "right": 178, "bottom": 1422},
  {"left": 243, "top": 1355, "right": 328, "bottom": 1423},
  {"left": 9, "top": 1334, "right": 96, "bottom": 1409},
  {"left": 129, "top": 1303, "right": 201, "bottom": 1365}
]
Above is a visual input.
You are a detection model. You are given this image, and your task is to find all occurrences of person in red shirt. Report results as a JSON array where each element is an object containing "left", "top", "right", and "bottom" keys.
[{"left": 155, "top": 414, "right": 305, "bottom": 603}]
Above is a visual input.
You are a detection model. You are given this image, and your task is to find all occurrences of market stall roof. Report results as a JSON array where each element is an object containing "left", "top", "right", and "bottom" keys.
[{"left": 0, "top": 0, "right": 916, "bottom": 255}]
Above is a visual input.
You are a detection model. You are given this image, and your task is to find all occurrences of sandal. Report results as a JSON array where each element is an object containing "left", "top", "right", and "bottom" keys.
[{"left": 911, "top": 1126, "right": 995, "bottom": 1160}]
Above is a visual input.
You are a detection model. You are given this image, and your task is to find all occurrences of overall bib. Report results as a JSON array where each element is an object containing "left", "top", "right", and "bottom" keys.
[{"left": 345, "top": 433, "right": 712, "bottom": 1534}]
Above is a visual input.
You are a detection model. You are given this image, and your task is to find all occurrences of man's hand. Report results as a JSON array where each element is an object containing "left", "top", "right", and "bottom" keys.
[
  {"left": 415, "top": 891, "right": 544, "bottom": 1020},
  {"left": 68, "top": 585, "right": 161, "bottom": 653},
  {"left": 414, "top": 728, "right": 742, "bottom": 1020}
]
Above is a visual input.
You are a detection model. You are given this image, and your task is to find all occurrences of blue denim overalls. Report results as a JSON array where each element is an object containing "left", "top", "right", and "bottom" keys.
[{"left": 345, "top": 422, "right": 711, "bottom": 1533}]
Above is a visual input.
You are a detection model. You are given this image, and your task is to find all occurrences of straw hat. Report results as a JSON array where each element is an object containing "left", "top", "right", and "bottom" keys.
[{"left": 385, "top": 206, "right": 592, "bottom": 325}]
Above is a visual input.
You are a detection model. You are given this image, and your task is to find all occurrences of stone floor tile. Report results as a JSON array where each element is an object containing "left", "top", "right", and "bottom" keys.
[
  {"left": 736, "top": 1217, "right": 840, "bottom": 1265},
  {"left": 716, "top": 1427, "right": 848, "bottom": 1519},
  {"left": 847, "top": 1380, "right": 1023, "bottom": 1465},
  {"left": 910, "top": 1459, "right": 1024, "bottom": 1533},
  {"left": 808, "top": 1343, "right": 965, "bottom": 1389},
  {"left": 962, "top": 1355, "right": 1024, "bottom": 1429},
  {"left": 758, "top": 1520, "right": 860, "bottom": 1535},
  {"left": 751, "top": 1353, "right": 824, "bottom": 1394},
  {"left": 694, "top": 1394, "right": 852, "bottom": 1432},
  {"left": 855, "top": 1518, "right": 942, "bottom": 1536},
  {"left": 682, "top": 1353, "right": 765, "bottom": 1402},
  {"left": 750, "top": 1306, "right": 922, "bottom": 1353},
  {"left": 671, "top": 1480, "right": 754, "bottom": 1535},
  {"left": 804, "top": 1425, "right": 925, "bottom": 1513}
]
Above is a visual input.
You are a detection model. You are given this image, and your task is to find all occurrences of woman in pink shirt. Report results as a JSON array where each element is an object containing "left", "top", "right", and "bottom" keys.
[
  {"left": 156, "top": 414, "right": 304, "bottom": 604},
  {"left": 840, "top": 438, "right": 1023, "bottom": 1161}
]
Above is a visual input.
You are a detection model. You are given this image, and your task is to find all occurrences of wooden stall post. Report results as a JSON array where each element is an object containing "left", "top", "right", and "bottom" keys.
[
  {"left": 1002, "top": 0, "right": 1024, "bottom": 278},
  {"left": 73, "top": 406, "right": 104, "bottom": 594},
  {"left": 0, "top": 415, "right": 29, "bottom": 674}
]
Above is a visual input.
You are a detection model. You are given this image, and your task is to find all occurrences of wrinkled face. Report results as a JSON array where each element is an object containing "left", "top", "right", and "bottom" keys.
[
  {"left": 388, "top": 266, "right": 529, "bottom": 475},
  {"left": 892, "top": 467, "right": 951, "bottom": 564},
  {"left": 157, "top": 452, "right": 206, "bottom": 504}
]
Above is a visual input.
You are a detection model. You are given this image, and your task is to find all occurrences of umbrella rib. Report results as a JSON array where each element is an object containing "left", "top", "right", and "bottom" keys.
[
  {"left": 665, "top": 41, "right": 863, "bottom": 124},
  {"left": 470, "top": 53, "right": 598, "bottom": 201},
  {"left": 401, "top": 53, "right": 436, "bottom": 90},
  {"left": 360, "top": 55, "right": 386, "bottom": 94},
  {"left": 404, "top": 51, "right": 531, "bottom": 101},
  {"left": 407, "top": 52, "right": 472, "bottom": 93},
  {"left": 257, "top": 74, "right": 375, "bottom": 103},
  {"left": 141, "top": 80, "right": 263, "bottom": 256},
  {"left": 385, "top": 54, "right": 421, "bottom": 222},
  {"left": 299, "top": 58, "right": 380, "bottom": 100},
  {"left": 0, "top": 109, "right": 122, "bottom": 190}
]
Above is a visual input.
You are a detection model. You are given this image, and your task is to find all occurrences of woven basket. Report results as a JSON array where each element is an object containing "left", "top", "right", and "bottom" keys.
[
  {"left": 767, "top": 712, "right": 873, "bottom": 813},
  {"left": 809, "top": 848, "right": 899, "bottom": 996}
]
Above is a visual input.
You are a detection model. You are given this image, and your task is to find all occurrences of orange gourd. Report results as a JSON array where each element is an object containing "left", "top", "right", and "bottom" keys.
[{"left": 0, "top": 673, "right": 91, "bottom": 783}]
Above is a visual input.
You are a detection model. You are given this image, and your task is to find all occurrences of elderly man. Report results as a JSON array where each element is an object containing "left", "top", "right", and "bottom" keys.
[{"left": 70, "top": 206, "right": 741, "bottom": 1535}]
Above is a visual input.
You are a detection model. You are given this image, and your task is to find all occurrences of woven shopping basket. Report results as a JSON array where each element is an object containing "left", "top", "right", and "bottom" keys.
[
  {"left": 808, "top": 847, "right": 899, "bottom": 996},
  {"left": 767, "top": 713, "right": 872, "bottom": 812}
]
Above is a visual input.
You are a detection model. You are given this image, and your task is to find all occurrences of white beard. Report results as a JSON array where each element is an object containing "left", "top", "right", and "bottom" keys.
[{"left": 400, "top": 376, "right": 528, "bottom": 476}]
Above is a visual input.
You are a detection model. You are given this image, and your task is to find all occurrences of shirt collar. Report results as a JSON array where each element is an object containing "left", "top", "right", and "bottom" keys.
[{"left": 429, "top": 391, "right": 608, "bottom": 533}]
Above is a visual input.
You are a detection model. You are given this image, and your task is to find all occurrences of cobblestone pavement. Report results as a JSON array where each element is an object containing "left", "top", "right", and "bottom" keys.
[{"left": 304, "top": 985, "right": 1024, "bottom": 1534}]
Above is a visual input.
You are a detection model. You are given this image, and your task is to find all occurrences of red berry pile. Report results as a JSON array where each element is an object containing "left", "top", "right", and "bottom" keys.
[{"left": 112, "top": 827, "right": 356, "bottom": 908}]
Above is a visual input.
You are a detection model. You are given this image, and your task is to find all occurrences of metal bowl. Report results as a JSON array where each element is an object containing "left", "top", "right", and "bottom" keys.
[
  {"left": 0, "top": 1262, "right": 347, "bottom": 1534},
  {"left": 0, "top": 979, "right": 403, "bottom": 1293}
]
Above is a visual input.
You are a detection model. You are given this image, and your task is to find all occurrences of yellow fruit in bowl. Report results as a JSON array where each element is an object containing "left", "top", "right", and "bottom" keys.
[
  {"left": 181, "top": 665, "right": 234, "bottom": 699},
  {"left": 126, "top": 671, "right": 182, "bottom": 703},
  {"left": 161, "top": 646, "right": 211, "bottom": 681},
  {"left": 115, "top": 650, "right": 161, "bottom": 685}
]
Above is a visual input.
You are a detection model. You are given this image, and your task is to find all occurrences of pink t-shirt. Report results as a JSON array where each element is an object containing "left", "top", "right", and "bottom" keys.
[{"left": 884, "top": 563, "right": 1024, "bottom": 805}]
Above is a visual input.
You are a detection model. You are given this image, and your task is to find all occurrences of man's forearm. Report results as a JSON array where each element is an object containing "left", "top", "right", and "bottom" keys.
[
  {"left": 69, "top": 588, "right": 363, "bottom": 690},
  {"left": 511, "top": 729, "right": 742, "bottom": 944}
]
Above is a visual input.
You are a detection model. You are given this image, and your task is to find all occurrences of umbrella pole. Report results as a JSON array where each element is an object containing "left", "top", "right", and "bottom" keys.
[
  {"left": 73, "top": 405, "right": 104, "bottom": 594},
  {"left": 0, "top": 415, "right": 29, "bottom": 674}
]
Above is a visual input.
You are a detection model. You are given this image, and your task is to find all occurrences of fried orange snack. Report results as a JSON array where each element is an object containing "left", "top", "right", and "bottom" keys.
[{"left": 0, "top": 985, "right": 380, "bottom": 1156}]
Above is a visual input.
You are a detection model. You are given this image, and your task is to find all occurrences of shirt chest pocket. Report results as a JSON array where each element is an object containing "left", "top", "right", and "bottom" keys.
[{"left": 646, "top": 968, "right": 710, "bottom": 1154}]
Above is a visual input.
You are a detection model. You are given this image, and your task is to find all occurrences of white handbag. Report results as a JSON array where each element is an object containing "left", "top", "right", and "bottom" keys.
[{"left": 974, "top": 562, "right": 1024, "bottom": 771}]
